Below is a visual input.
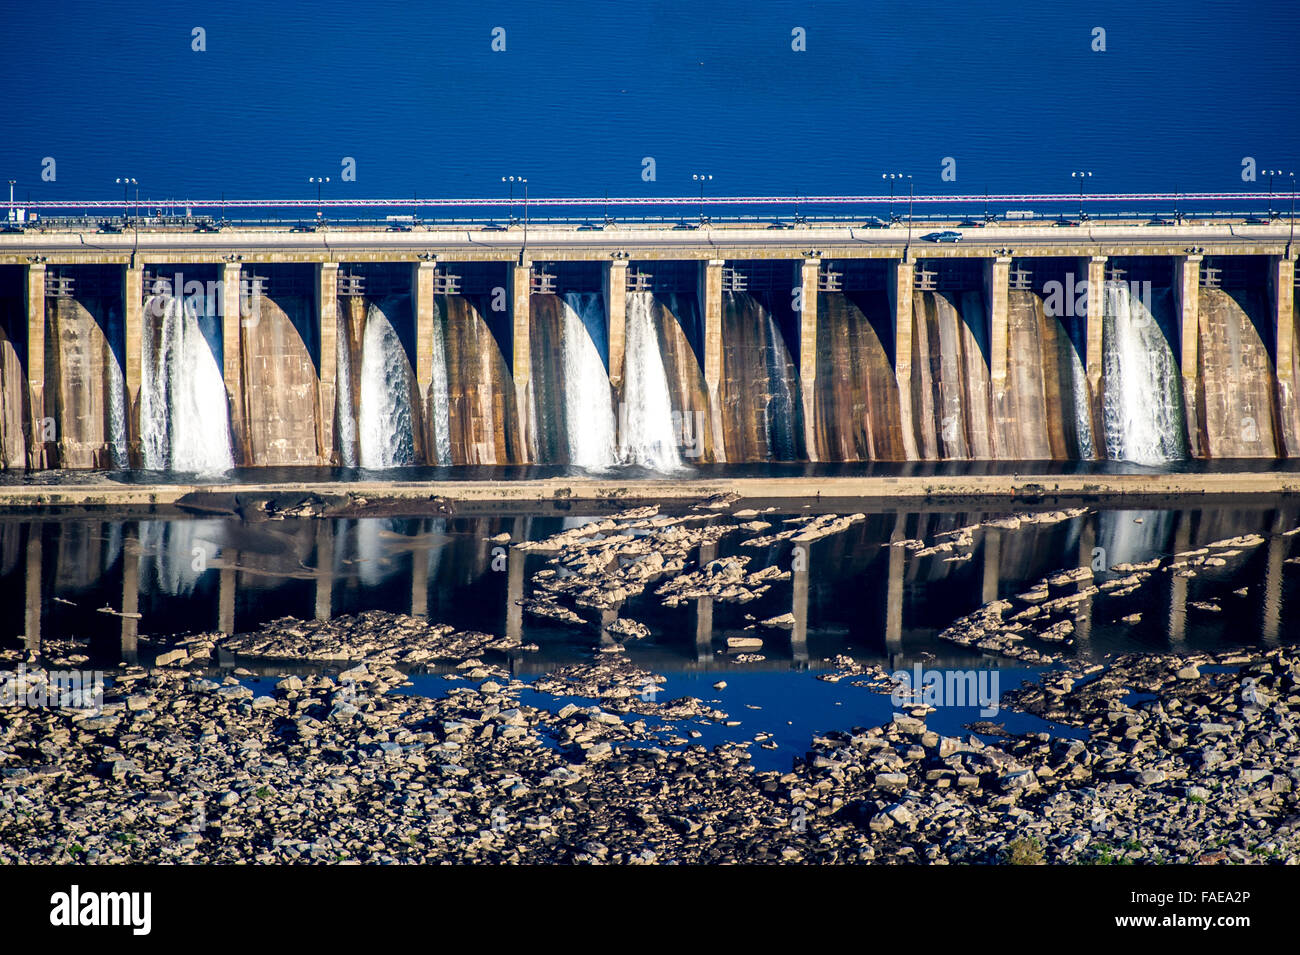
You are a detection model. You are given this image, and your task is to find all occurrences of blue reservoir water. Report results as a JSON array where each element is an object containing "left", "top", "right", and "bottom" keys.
[{"left": 2, "top": 0, "right": 1297, "bottom": 204}]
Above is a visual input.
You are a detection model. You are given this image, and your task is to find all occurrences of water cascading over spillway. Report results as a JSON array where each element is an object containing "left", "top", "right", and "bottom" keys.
[
  {"left": 720, "top": 292, "right": 803, "bottom": 461},
  {"left": 910, "top": 291, "right": 992, "bottom": 459},
  {"left": 1101, "top": 283, "right": 1187, "bottom": 464},
  {"left": 619, "top": 292, "right": 682, "bottom": 469},
  {"left": 560, "top": 293, "right": 618, "bottom": 468},
  {"left": 357, "top": 299, "right": 418, "bottom": 468},
  {"left": 530, "top": 293, "right": 618, "bottom": 467},
  {"left": 139, "top": 292, "right": 233, "bottom": 472}
]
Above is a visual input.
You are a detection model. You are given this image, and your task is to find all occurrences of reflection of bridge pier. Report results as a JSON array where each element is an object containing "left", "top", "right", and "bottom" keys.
[
  {"left": 981, "top": 528, "right": 1001, "bottom": 604},
  {"left": 885, "top": 514, "right": 905, "bottom": 655},
  {"left": 1262, "top": 509, "right": 1290, "bottom": 645},
  {"left": 315, "top": 521, "right": 334, "bottom": 621},
  {"left": 24, "top": 528, "right": 41, "bottom": 652},
  {"left": 790, "top": 544, "right": 809, "bottom": 663},
  {"left": 1074, "top": 514, "right": 1095, "bottom": 650},
  {"left": 1168, "top": 512, "right": 1191, "bottom": 645},
  {"left": 411, "top": 544, "right": 428, "bottom": 619},
  {"left": 120, "top": 525, "right": 139, "bottom": 663},
  {"left": 218, "top": 551, "right": 237, "bottom": 635},
  {"left": 506, "top": 532, "right": 525, "bottom": 646},
  {"left": 695, "top": 542, "right": 717, "bottom": 659}
]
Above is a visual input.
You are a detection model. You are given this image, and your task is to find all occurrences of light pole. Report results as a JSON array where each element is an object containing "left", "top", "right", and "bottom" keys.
[
  {"left": 693, "top": 173, "right": 712, "bottom": 226},
  {"left": 883, "top": 173, "right": 908, "bottom": 223},
  {"left": 6, "top": 180, "right": 13, "bottom": 224},
  {"left": 1071, "top": 171, "right": 1092, "bottom": 222},
  {"left": 116, "top": 177, "right": 136, "bottom": 224},
  {"left": 309, "top": 176, "right": 330, "bottom": 221},
  {"left": 502, "top": 176, "right": 523, "bottom": 225},
  {"left": 1264, "top": 169, "right": 1291, "bottom": 221}
]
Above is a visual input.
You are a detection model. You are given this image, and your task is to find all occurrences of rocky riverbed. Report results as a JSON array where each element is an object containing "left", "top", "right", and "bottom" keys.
[
  {"left": 3, "top": 501, "right": 1299, "bottom": 864},
  {"left": 2, "top": 627, "right": 1297, "bottom": 864}
]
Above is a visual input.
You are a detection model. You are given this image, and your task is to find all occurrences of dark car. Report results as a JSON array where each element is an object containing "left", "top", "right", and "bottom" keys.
[{"left": 920, "top": 230, "right": 962, "bottom": 243}]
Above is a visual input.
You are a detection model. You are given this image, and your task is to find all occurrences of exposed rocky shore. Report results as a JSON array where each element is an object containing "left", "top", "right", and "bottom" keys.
[
  {"left": 2, "top": 625, "right": 1297, "bottom": 864},
  {"left": 3, "top": 502, "right": 1298, "bottom": 864}
]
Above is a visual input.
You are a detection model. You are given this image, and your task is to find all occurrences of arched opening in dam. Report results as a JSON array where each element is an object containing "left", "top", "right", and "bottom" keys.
[
  {"left": 813, "top": 259, "right": 904, "bottom": 461},
  {"left": 908, "top": 258, "right": 992, "bottom": 460},
  {"left": 622, "top": 261, "right": 711, "bottom": 467},
  {"left": 44, "top": 265, "right": 128, "bottom": 469},
  {"left": 1100, "top": 256, "right": 1186, "bottom": 464},
  {"left": 432, "top": 262, "right": 517, "bottom": 466},
  {"left": 335, "top": 263, "right": 421, "bottom": 469},
  {"left": 528, "top": 261, "right": 617, "bottom": 467},
  {"left": 138, "top": 264, "right": 232, "bottom": 473},
  {"left": 1195, "top": 255, "right": 1278, "bottom": 459},
  {"left": 1011, "top": 256, "right": 1094, "bottom": 460},
  {"left": 720, "top": 260, "right": 805, "bottom": 462},
  {"left": 239, "top": 264, "right": 322, "bottom": 467},
  {"left": 0, "top": 266, "right": 28, "bottom": 469}
]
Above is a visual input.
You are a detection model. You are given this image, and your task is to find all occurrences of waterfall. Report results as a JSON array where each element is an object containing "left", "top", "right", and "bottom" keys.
[
  {"left": 1102, "top": 283, "right": 1186, "bottom": 464},
  {"left": 336, "top": 309, "right": 357, "bottom": 468},
  {"left": 560, "top": 292, "right": 617, "bottom": 469},
  {"left": 358, "top": 300, "right": 417, "bottom": 468},
  {"left": 139, "top": 293, "right": 233, "bottom": 473},
  {"left": 761, "top": 307, "right": 799, "bottom": 460},
  {"left": 619, "top": 292, "right": 683, "bottom": 469},
  {"left": 428, "top": 307, "right": 452, "bottom": 466},
  {"left": 1066, "top": 336, "right": 1096, "bottom": 459},
  {"left": 106, "top": 307, "right": 128, "bottom": 469}
]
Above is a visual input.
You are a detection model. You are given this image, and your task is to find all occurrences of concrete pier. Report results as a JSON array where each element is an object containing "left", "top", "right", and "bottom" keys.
[
  {"left": 220, "top": 262, "right": 246, "bottom": 465},
  {"left": 123, "top": 265, "right": 143, "bottom": 466},
  {"left": 986, "top": 255, "right": 1011, "bottom": 457},
  {"left": 892, "top": 261, "right": 918, "bottom": 461},
  {"left": 1273, "top": 255, "right": 1298, "bottom": 455},
  {"left": 511, "top": 263, "right": 532, "bottom": 462},
  {"left": 1176, "top": 254, "right": 1204, "bottom": 457},
  {"left": 26, "top": 262, "right": 46, "bottom": 469},
  {"left": 1085, "top": 254, "right": 1106, "bottom": 452},
  {"left": 316, "top": 262, "right": 339, "bottom": 465},
  {"left": 414, "top": 260, "right": 438, "bottom": 457},
  {"left": 701, "top": 259, "right": 726, "bottom": 463},
  {"left": 605, "top": 259, "right": 628, "bottom": 390},
  {"left": 799, "top": 257, "right": 820, "bottom": 462}
]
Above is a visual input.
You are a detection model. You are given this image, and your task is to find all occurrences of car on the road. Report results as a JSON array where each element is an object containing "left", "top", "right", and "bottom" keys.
[{"left": 920, "top": 230, "right": 962, "bottom": 243}]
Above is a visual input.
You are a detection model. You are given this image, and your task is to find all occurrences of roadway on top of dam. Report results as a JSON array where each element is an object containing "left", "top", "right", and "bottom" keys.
[{"left": 1, "top": 220, "right": 1295, "bottom": 264}]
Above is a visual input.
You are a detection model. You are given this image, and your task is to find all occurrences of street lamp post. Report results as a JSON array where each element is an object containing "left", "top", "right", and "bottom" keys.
[
  {"left": 502, "top": 176, "right": 521, "bottom": 225},
  {"left": 116, "top": 177, "right": 137, "bottom": 224},
  {"left": 6, "top": 180, "right": 13, "bottom": 224},
  {"left": 692, "top": 174, "right": 712, "bottom": 226},
  {"left": 309, "top": 177, "right": 330, "bottom": 221},
  {"left": 883, "top": 173, "right": 909, "bottom": 224},
  {"left": 1264, "top": 169, "right": 1290, "bottom": 221},
  {"left": 1071, "top": 171, "right": 1092, "bottom": 222}
]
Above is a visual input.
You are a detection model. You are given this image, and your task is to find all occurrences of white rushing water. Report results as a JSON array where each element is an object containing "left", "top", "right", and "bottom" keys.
[
  {"left": 1101, "top": 283, "right": 1186, "bottom": 464},
  {"left": 560, "top": 292, "right": 617, "bottom": 469},
  {"left": 358, "top": 300, "right": 417, "bottom": 469},
  {"left": 428, "top": 305, "right": 452, "bottom": 466},
  {"left": 336, "top": 309, "right": 357, "bottom": 468},
  {"left": 139, "top": 293, "right": 233, "bottom": 472},
  {"left": 1065, "top": 335, "right": 1096, "bottom": 459},
  {"left": 619, "top": 292, "right": 683, "bottom": 469}
]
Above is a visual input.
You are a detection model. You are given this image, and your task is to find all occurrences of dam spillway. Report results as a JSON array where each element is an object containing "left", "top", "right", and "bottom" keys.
[{"left": 0, "top": 220, "right": 1296, "bottom": 471}]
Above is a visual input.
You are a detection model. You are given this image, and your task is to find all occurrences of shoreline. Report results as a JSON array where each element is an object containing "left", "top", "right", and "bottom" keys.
[{"left": 1, "top": 471, "right": 1299, "bottom": 512}]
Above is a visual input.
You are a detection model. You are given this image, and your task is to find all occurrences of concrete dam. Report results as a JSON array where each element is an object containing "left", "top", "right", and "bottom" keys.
[{"left": 0, "top": 220, "right": 1295, "bottom": 471}]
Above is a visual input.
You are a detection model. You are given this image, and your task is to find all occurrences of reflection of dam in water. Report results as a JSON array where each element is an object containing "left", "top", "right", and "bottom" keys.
[
  {"left": 5, "top": 505, "right": 1298, "bottom": 666},
  {"left": 1, "top": 240, "right": 1297, "bottom": 470}
]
